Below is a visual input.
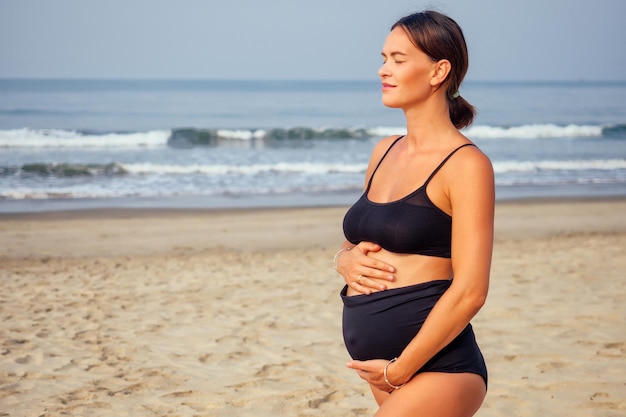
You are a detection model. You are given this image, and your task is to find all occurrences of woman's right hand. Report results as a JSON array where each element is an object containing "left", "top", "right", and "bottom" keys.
[{"left": 335, "top": 242, "right": 396, "bottom": 295}]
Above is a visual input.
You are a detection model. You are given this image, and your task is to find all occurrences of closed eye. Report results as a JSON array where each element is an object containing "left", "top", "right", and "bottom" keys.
[{"left": 382, "top": 51, "right": 408, "bottom": 64}]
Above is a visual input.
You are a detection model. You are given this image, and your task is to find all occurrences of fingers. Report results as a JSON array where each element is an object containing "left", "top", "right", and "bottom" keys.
[
  {"left": 354, "top": 243, "right": 396, "bottom": 276},
  {"left": 372, "top": 258, "right": 396, "bottom": 274},
  {"left": 351, "top": 274, "right": 385, "bottom": 293},
  {"left": 347, "top": 360, "right": 392, "bottom": 392},
  {"left": 358, "top": 263, "right": 395, "bottom": 284},
  {"left": 350, "top": 275, "right": 374, "bottom": 295},
  {"left": 358, "top": 241, "right": 382, "bottom": 254},
  {"left": 338, "top": 242, "right": 396, "bottom": 294},
  {"left": 346, "top": 360, "right": 369, "bottom": 372},
  {"left": 366, "top": 265, "right": 395, "bottom": 281}
]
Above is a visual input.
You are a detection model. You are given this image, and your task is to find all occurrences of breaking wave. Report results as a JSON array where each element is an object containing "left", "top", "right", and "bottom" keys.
[{"left": 1, "top": 123, "right": 623, "bottom": 149}]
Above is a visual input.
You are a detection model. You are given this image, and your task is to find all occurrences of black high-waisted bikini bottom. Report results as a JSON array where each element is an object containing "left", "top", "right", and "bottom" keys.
[{"left": 340, "top": 279, "right": 487, "bottom": 387}]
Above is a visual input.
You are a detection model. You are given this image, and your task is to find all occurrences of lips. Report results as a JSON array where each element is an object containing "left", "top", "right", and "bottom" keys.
[{"left": 381, "top": 83, "right": 396, "bottom": 89}]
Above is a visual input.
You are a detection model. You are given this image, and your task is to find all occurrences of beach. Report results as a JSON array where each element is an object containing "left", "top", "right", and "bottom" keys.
[{"left": 1, "top": 197, "right": 625, "bottom": 417}]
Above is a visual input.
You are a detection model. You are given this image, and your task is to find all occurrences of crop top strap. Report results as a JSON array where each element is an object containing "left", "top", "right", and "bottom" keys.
[
  {"left": 423, "top": 143, "right": 475, "bottom": 186},
  {"left": 365, "top": 135, "right": 405, "bottom": 191}
]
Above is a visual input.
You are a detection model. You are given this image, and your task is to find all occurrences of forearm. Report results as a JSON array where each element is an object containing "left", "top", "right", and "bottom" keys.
[{"left": 393, "top": 283, "right": 486, "bottom": 381}]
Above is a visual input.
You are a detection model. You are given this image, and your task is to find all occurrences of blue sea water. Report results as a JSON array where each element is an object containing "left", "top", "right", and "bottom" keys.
[{"left": 0, "top": 79, "right": 625, "bottom": 213}]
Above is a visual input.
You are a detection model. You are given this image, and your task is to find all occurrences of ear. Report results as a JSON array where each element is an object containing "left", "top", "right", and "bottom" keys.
[{"left": 430, "top": 59, "right": 451, "bottom": 88}]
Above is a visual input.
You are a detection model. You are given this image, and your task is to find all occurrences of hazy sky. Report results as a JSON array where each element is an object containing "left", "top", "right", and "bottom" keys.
[{"left": 1, "top": 0, "right": 625, "bottom": 81}]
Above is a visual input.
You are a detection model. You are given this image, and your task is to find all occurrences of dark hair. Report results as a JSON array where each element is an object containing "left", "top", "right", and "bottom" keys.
[{"left": 392, "top": 10, "right": 475, "bottom": 128}]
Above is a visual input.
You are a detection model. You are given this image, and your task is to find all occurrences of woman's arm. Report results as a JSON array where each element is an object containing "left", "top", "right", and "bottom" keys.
[
  {"left": 389, "top": 147, "right": 494, "bottom": 384},
  {"left": 348, "top": 146, "right": 495, "bottom": 389}
]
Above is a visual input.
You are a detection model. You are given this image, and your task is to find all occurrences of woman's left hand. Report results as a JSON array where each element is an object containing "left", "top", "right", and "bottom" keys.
[{"left": 346, "top": 359, "right": 406, "bottom": 393}]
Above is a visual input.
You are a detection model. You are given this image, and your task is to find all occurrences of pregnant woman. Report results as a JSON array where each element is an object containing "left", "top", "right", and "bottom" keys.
[{"left": 334, "top": 10, "right": 495, "bottom": 417}]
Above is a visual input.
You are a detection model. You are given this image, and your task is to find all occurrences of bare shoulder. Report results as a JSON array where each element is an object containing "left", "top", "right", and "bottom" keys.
[
  {"left": 456, "top": 142, "right": 493, "bottom": 173},
  {"left": 362, "top": 135, "right": 404, "bottom": 189},
  {"left": 447, "top": 141, "right": 495, "bottom": 194},
  {"left": 373, "top": 134, "right": 403, "bottom": 154},
  {"left": 368, "top": 135, "right": 403, "bottom": 164}
]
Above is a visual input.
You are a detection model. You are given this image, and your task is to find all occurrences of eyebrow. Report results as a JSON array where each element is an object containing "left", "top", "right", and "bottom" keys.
[{"left": 381, "top": 51, "right": 408, "bottom": 57}]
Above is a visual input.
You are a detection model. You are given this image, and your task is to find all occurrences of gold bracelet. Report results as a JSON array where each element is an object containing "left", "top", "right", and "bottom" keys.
[{"left": 383, "top": 357, "right": 405, "bottom": 390}]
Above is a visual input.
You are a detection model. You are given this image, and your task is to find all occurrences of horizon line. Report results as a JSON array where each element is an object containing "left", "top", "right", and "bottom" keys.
[{"left": 1, "top": 77, "right": 625, "bottom": 84}]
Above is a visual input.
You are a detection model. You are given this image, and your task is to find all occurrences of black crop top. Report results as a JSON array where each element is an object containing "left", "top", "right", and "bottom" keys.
[{"left": 343, "top": 137, "right": 474, "bottom": 258}]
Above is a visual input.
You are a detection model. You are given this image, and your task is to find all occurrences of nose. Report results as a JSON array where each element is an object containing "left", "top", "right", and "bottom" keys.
[{"left": 378, "top": 61, "right": 391, "bottom": 78}]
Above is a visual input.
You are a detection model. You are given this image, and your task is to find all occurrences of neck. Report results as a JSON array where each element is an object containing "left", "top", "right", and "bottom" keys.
[{"left": 402, "top": 94, "right": 456, "bottom": 151}]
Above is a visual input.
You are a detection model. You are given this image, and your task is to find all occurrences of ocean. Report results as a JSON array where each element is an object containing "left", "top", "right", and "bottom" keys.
[{"left": 1, "top": 79, "right": 625, "bottom": 213}]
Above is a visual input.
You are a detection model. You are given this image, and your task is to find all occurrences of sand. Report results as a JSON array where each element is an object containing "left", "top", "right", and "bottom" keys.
[{"left": 1, "top": 198, "right": 625, "bottom": 416}]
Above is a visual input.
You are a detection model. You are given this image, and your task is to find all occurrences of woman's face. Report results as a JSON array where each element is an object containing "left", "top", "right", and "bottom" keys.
[{"left": 378, "top": 27, "right": 437, "bottom": 109}]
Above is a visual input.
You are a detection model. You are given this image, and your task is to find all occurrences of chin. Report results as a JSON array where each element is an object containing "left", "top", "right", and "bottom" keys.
[{"left": 381, "top": 96, "right": 403, "bottom": 109}]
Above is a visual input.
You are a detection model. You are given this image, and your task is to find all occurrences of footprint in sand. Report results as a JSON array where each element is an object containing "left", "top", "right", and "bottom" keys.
[
  {"left": 596, "top": 341, "right": 625, "bottom": 358},
  {"left": 15, "top": 355, "right": 31, "bottom": 364},
  {"left": 308, "top": 390, "right": 341, "bottom": 409},
  {"left": 36, "top": 329, "right": 50, "bottom": 338},
  {"left": 161, "top": 390, "right": 195, "bottom": 398},
  {"left": 198, "top": 353, "right": 212, "bottom": 363},
  {"left": 536, "top": 361, "right": 572, "bottom": 372}
]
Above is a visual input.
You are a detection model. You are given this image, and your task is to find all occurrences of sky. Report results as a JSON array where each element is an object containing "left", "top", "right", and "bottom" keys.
[{"left": 1, "top": 0, "right": 625, "bottom": 81}]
